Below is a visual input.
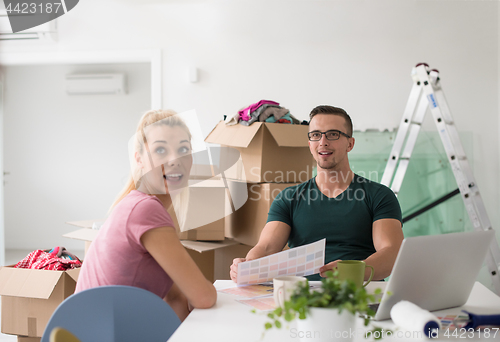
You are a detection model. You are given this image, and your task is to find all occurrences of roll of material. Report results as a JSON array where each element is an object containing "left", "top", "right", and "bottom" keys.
[{"left": 390, "top": 301, "right": 441, "bottom": 338}]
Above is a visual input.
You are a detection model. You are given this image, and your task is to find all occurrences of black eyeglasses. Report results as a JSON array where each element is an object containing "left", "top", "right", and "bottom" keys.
[{"left": 308, "top": 130, "right": 351, "bottom": 141}]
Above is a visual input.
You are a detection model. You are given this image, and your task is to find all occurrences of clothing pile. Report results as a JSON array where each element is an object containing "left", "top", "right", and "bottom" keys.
[
  {"left": 15, "top": 246, "right": 82, "bottom": 271},
  {"left": 225, "top": 99, "right": 301, "bottom": 126}
]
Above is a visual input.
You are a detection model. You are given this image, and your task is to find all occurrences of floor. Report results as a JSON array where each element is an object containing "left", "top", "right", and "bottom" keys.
[{"left": 0, "top": 249, "right": 84, "bottom": 341}]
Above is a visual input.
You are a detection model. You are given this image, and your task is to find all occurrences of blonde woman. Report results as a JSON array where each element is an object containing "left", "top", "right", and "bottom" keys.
[{"left": 76, "top": 110, "right": 216, "bottom": 320}]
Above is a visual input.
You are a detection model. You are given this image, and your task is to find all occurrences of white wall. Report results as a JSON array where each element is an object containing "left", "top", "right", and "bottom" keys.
[
  {"left": 3, "top": 63, "right": 150, "bottom": 250},
  {"left": 1, "top": 1, "right": 499, "bottom": 250}
]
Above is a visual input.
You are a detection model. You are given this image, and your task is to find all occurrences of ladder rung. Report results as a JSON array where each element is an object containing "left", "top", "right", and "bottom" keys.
[
  {"left": 448, "top": 156, "right": 468, "bottom": 163},
  {"left": 433, "top": 114, "right": 454, "bottom": 124}
]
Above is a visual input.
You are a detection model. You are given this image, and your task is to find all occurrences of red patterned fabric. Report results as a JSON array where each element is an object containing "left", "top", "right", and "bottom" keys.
[{"left": 15, "top": 247, "right": 82, "bottom": 271}]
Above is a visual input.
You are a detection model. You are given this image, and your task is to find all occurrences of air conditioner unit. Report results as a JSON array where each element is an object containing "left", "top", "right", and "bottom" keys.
[
  {"left": 0, "top": 10, "right": 57, "bottom": 41},
  {"left": 65, "top": 74, "right": 127, "bottom": 95}
]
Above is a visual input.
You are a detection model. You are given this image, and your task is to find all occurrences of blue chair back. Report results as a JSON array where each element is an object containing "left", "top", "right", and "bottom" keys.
[{"left": 41, "top": 285, "right": 181, "bottom": 342}]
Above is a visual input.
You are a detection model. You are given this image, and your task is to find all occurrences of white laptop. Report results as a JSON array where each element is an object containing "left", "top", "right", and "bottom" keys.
[{"left": 371, "top": 230, "right": 495, "bottom": 321}]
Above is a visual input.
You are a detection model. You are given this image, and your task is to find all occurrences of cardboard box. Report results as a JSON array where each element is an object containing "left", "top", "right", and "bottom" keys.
[
  {"left": 66, "top": 179, "right": 239, "bottom": 244},
  {"left": 169, "top": 207, "right": 225, "bottom": 241},
  {"left": 63, "top": 228, "right": 251, "bottom": 282},
  {"left": 205, "top": 121, "right": 314, "bottom": 183},
  {"left": 226, "top": 182, "right": 298, "bottom": 246},
  {"left": 0, "top": 267, "right": 80, "bottom": 338},
  {"left": 172, "top": 179, "right": 249, "bottom": 241},
  {"left": 63, "top": 223, "right": 250, "bottom": 283},
  {"left": 17, "top": 337, "right": 41, "bottom": 342},
  {"left": 182, "top": 240, "right": 253, "bottom": 282},
  {"left": 64, "top": 221, "right": 101, "bottom": 256},
  {"left": 169, "top": 180, "right": 228, "bottom": 241}
]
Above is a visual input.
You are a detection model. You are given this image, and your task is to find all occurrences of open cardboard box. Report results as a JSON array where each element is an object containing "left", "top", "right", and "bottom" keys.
[
  {"left": 205, "top": 121, "right": 314, "bottom": 183},
  {"left": 63, "top": 223, "right": 251, "bottom": 282},
  {"left": 63, "top": 220, "right": 102, "bottom": 256},
  {"left": 65, "top": 180, "right": 295, "bottom": 251},
  {"left": 0, "top": 267, "right": 80, "bottom": 338},
  {"left": 64, "top": 199, "right": 228, "bottom": 246},
  {"left": 65, "top": 178, "right": 249, "bottom": 246}
]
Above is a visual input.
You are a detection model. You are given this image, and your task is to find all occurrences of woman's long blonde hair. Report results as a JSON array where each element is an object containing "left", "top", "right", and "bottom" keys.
[{"left": 111, "top": 109, "right": 191, "bottom": 229}]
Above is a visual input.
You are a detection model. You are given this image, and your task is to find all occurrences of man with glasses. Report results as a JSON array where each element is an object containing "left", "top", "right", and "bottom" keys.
[{"left": 230, "top": 105, "right": 403, "bottom": 282}]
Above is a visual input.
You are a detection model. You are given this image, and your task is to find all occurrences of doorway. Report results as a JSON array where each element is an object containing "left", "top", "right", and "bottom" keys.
[{"left": 0, "top": 49, "right": 162, "bottom": 264}]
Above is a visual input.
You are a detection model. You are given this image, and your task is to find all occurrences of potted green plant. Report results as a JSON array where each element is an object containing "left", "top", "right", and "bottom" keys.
[{"left": 263, "top": 270, "right": 385, "bottom": 342}]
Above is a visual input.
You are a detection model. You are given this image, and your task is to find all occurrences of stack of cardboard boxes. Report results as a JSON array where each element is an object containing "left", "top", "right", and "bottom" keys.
[{"left": 205, "top": 121, "right": 313, "bottom": 247}]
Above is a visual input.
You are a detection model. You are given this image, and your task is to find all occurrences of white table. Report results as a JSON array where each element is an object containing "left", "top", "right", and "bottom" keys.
[{"left": 168, "top": 281, "right": 500, "bottom": 342}]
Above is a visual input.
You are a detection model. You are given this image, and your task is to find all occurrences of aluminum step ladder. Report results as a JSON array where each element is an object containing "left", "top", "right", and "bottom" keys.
[{"left": 381, "top": 63, "right": 500, "bottom": 294}]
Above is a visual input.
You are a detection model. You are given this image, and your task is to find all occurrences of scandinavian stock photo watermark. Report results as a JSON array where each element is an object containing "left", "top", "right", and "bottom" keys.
[
  {"left": 289, "top": 326, "right": 499, "bottom": 340},
  {"left": 247, "top": 167, "right": 381, "bottom": 203},
  {"left": 249, "top": 166, "right": 381, "bottom": 185},
  {"left": 3, "top": 0, "right": 79, "bottom": 33},
  {"left": 289, "top": 327, "right": 427, "bottom": 340}
]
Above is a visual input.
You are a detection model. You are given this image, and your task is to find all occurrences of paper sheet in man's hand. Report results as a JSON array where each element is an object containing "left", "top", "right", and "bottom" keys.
[{"left": 237, "top": 239, "right": 326, "bottom": 285}]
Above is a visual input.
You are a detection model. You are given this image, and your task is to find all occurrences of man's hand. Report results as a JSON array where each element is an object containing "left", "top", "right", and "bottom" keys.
[
  {"left": 319, "top": 259, "right": 341, "bottom": 277},
  {"left": 230, "top": 258, "right": 246, "bottom": 283},
  {"left": 229, "top": 222, "right": 291, "bottom": 282}
]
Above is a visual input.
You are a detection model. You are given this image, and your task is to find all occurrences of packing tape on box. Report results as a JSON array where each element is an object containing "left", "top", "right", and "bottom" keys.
[{"left": 390, "top": 300, "right": 441, "bottom": 338}]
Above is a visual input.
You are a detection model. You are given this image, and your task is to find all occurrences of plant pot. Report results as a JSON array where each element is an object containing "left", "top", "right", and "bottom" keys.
[{"left": 295, "top": 307, "right": 356, "bottom": 342}]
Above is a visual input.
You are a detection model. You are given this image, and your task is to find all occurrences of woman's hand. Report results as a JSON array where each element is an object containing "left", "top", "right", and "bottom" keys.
[{"left": 142, "top": 227, "right": 217, "bottom": 309}]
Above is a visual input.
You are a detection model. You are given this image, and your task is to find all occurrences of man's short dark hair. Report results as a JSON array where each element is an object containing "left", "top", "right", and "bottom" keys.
[{"left": 309, "top": 105, "right": 353, "bottom": 137}]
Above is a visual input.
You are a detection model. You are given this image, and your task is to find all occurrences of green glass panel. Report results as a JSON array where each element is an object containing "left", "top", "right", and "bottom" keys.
[{"left": 347, "top": 130, "right": 474, "bottom": 238}]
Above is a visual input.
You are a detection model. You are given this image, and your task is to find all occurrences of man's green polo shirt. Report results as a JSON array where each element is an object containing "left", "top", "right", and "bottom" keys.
[{"left": 267, "top": 174, "right": 402, "bottom": 280}]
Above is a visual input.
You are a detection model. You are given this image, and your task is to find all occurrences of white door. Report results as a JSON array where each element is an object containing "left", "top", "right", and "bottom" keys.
[
  {"left": 0, "top": 49, "right": 161, "bottom": 262},
  {"left": 3, "top": 63, "right": 151, "bottom": 253}
]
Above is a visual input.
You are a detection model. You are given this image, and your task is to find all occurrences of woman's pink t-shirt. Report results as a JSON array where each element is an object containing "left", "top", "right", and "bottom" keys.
[{"left": 75, "top": 190, "right": 175, "bottom": 298}]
